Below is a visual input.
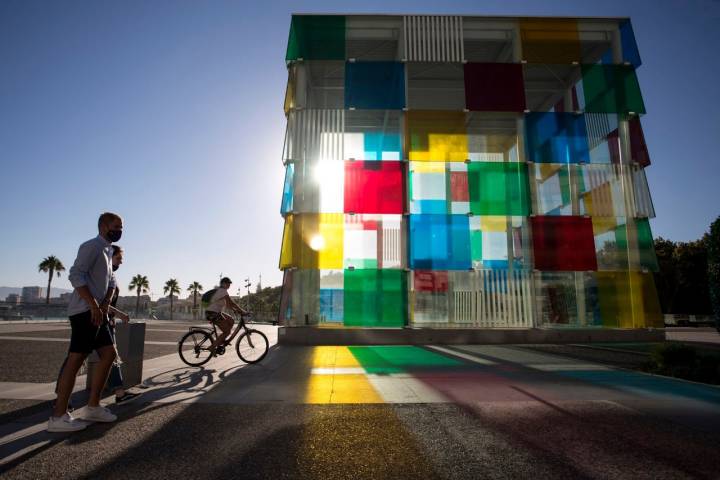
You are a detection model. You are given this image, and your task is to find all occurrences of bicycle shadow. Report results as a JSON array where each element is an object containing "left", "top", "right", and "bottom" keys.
[{"left": 0, "top": 352, "right": 257, "bottom": 471}]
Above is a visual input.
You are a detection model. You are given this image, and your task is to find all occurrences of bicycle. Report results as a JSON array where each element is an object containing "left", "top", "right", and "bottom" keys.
[{"left": 178, "top": 312, "right": 269, "bottom": 367}]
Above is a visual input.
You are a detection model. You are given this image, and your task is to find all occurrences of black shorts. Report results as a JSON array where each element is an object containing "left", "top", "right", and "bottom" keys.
[{"left": 69, "top": 310, "right": 114, "bottom": 354}]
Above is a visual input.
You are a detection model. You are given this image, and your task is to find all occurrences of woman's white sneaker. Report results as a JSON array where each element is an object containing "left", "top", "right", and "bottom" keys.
[
  {"left": 83, "top": 406, "right": 117, "bottom": 423},
  {"left": 47, "top": 413, "right": 87, "bottom": 432}
]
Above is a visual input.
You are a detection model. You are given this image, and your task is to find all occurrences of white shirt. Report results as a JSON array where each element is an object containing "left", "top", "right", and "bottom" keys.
[{"left": 206, "top": 287, "right": 229, "bottom": 313}]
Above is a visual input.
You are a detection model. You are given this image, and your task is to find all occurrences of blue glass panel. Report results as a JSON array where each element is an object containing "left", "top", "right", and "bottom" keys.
[
  {"left": 280, "top": 163, "right": 294, "bottom": 215},
  {"left": 345, "top": 62, "right": 406, "bottom": 110},
  {"left": 525, "top": 112, "right": 590, "bottom": 164},
  {"left": 411, "top": 200, "right": 446, "bottom": 214},
  {"left": 620, "top": 20, "right": 642, "bottom": 68},
  {"left": 409, "top": 214, "right": 471, "bottom": 270},
  {"left": 319, "top": 288, "right": 343, "bottom": 322},
  {"left": 363, "top": 132, "right": 402, "bottom": 160}
]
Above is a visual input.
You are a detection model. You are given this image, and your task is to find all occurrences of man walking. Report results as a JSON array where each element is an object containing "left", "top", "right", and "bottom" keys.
[{"left": 48, "top": 212, "right": 123, "bottom": 432}]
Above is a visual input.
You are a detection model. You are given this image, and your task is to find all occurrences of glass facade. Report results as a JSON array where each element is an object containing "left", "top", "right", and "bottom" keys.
[{"left": 279, "top": 14, "right": 661, "bottom": 329}]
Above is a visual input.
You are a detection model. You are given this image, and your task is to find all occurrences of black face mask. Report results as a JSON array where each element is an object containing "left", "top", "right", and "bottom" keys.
[
  {"left": 112, "top": 264, "right": 119, "bottom": 272},
  {"left": 107, "top": 230, "right": 122, "bottom": 242}
]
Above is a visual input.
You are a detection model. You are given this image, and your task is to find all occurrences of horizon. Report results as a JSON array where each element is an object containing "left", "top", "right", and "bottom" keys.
[{"left": 1, "top": 0, "right": 718, "bottom": 299}]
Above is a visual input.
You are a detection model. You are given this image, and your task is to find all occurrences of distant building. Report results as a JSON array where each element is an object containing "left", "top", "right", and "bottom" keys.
[
  {"left": 21, "top": 286, "right": 43, "bottom": 303},
  {"left": 5, "top": 293, "right": 20, "bottom": 304},
  {"left": 116, "top": 295, "right": 151, "bottom": 314},
  {"left": 50, "top": 292, "right": 73, "bottom": 304}
]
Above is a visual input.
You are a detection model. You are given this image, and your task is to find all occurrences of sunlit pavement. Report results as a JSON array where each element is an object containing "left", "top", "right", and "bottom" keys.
[{"left": 1, "top": 323, "right": 720, "bottom": 479}]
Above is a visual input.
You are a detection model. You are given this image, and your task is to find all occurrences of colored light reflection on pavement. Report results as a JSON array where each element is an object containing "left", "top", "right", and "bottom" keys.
[
  {"left": 347, "top": 346, "right": 463, "bottom": 374},
  {"left": 304, "top": 346, "right": 464, "bottom": 403},
  {"left": 304, "top": 346, "right": 383, "bottom": 403}
]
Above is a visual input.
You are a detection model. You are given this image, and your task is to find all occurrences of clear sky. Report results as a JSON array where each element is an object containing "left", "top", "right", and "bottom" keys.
[{"left": 1, "top": 0, "right": 718, "bottom": 299}]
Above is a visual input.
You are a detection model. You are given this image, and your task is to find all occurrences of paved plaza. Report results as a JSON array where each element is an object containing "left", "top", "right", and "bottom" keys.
[{"left": 1, "top": 321, "right": 719, "bottom": 479}]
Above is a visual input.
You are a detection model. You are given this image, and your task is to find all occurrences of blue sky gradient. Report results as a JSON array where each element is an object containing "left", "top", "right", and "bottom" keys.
[{"left": 1, "top": 0, "right": 718, "bottom": 298}]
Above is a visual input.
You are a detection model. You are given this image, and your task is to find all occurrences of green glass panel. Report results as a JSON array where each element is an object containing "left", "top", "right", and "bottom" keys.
[
  {"left": 286, "top": 15, "right": 346, "bottom": 61},
  {"left": 609, "top": 219, "right": 658, "bottom": 272},
  {"left": 344, "top": 269, "right": 406, "bottom": 327},
  {"left": 344, "top": 259, "right": 378, "bottom": 269},
  {"left": 560, "top": 166, "right": 571, "bottom": 205},
  {"left": 470, "top": 229, "right": 483, "bottom": 263},
  {"left": 467, "top": 162, "right": 530, "bottom": 215},
  {"left": 581, "top": 65, "right": 646, "bottom": 114},
  {"left": 348, "top": 346, "right": 461, "bottom": 374}
]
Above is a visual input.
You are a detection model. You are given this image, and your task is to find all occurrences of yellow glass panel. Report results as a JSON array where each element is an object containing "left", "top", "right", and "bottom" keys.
[
  {"left": 279, "top": 215, "right": 294, "bottom": 269},
  {"left": 411, "top": 161, "right": 446, "bottom": 174},
  {"left": 284, "top": 65, "right": 296, "bottom": 114},
  {"left": 282, "top": 214, "right": 344, "bottom": 269},
  {"left": 520, "top": 18, "right": 581, "bottom": 64},
  {"left": 536, "top": 163, "right": 564, "bottom": 181},
  {"left": 480, "top": 216, "right": 508, "bottom": 232},
  {"left": 584, "top": 182, "right": 613, "bottom": 217},
  {"left": 597, "top": 271, "right": 662, "bottom": 328},
  {"left": 317, "top": 213, "right": 344, "bottom": 268},
  {"left": 406, "top": 111, "right": 468, "bottom": 162},
  {"left": 592, "top": 217, "right": 618, "bottom": 235}
]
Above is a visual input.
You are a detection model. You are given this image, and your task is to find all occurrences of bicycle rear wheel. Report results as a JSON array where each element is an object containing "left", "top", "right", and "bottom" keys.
[
  {"left": 235, "top": 329, "right": 269, "bottom": 364},
  {"left": 178, "top": 329, "right": 214, "bottom": 367}
]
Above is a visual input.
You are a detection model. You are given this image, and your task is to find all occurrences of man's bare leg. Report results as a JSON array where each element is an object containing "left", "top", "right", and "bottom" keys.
[
  {"left": 88, "top": 345, "right": 116, "bottom": 407},
  {"left": 210, "top": 316, "right": 233, "bottom": 353},
  {"left": 53, "top": 352, "right": 87, "bottom": 417}
]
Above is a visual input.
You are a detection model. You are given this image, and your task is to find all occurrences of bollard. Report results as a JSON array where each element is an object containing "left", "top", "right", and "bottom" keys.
[{"left": 86, "top": 322, "right": 146, "bottom": 392}]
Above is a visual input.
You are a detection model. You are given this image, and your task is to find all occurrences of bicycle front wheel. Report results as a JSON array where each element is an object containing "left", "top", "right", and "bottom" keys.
[
  {"left": 235, "top": 329, "right": 269, "bottom": 364},
  {"left": 178, "top": 329, "right": 214, "bottom": 367}
]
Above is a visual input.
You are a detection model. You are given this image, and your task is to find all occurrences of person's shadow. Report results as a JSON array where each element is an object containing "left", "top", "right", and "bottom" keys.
[{"left": 0, "top": 360, "right": 238, "bottom": 472}]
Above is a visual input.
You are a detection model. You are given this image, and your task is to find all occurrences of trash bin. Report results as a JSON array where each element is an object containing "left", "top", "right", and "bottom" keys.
[{"left": 86, "top": 322, "right": 146, "bottom": 392}]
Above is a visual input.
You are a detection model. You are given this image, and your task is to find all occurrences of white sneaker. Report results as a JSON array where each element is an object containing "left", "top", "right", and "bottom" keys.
[
  {"left": 83, "top": 406, "right": 117, "bottom": 423},
  {"left": 47, "top": 413, "right": 87, "bottom": 432}
]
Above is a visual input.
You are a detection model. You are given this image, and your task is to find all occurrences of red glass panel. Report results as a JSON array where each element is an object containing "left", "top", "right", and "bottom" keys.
[
  {"left": 344, "top": 161, "right": 404, "bottom": 214},
  {"left": 607, "top": 117, "right": 650, "bottom": 167},
  {"left": 414, "top": 270, "right": 449, "bottom": 292},
  {"left": 450, "top": 171, "right": 469, "bottom": 202},
  {"left": 531, "top": 216, "right": 597, "bottom": 271},
  {"left": 629, "top": 116, "right": 650, "bottom": 167},
  {"left": 464, "top": 63, "right": 526, "bottom": 112}
]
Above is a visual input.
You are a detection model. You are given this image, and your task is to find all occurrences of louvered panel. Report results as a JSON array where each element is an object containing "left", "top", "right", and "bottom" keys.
[
  {"left": 451, "top": 270, "right": 532, "bottom": 327},
  {"left": 285, "top": 110, "right": 345, "bottom": 162},
  {"left": 404, "top": 15, "right": 464, "bottom": 62},
  {"left": 585, "top": 113, "right": 612, "bottom": 151},
  {"left": 630, "top": 165, "right": 655, "bottom": 218}
]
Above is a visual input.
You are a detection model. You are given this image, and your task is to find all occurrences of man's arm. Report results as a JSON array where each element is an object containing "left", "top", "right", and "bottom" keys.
[
  {"left": 224, "top": 295, "right": 248, "bottom": 315},
  {"left": 99, "top": 286, "right": 115, "bottom": 314},
  {"left": 69, "top": 242, "right": 104, "bottom": 326},
  {"left": 109, "top": 305, "right": 130, "bottom": 322}
]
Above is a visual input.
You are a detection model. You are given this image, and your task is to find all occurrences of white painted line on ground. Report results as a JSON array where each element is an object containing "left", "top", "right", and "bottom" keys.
[
  {"left": 0, "top": 336, "right": 67, "bottom": 342},
  {"left": 530, "top": 364, "right": 612, "bottom": 372},
  {"left": 427, "top": 345, "right": 497, "bottom": 365},
  {"left": 0, "top": 423, "right": 52, "bottom": 467},
  {"left": 0, "top": 336, "right": 176, "bottom": 345}
]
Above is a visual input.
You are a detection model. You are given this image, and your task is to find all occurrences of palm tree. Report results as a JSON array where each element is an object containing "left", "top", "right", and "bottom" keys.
[
  {"left": 187, "top": 281, "right": 203, "bottom": 319},
  {"left": 128, "top": 275, "right": 150, "bottom": 316},
  {"left": 164, "top": 278, "right": 180, "bottom": 320},
  {"left": 38, "top": 256, "right": 65, "bottom": 304}
]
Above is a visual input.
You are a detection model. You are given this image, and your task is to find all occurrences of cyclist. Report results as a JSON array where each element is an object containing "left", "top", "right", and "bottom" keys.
[{"left": 204, "top": 277, "right": 248, "bottom": 355}]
